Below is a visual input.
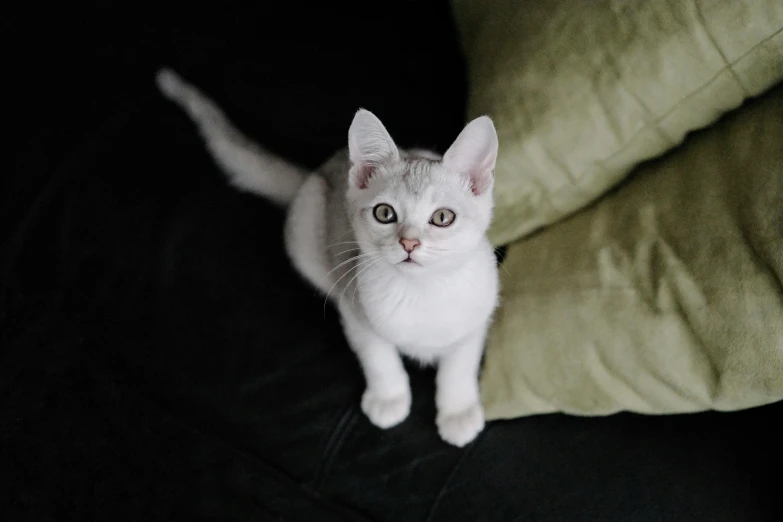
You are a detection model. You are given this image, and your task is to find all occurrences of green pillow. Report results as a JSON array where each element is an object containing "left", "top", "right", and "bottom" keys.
[
  {"left": 481, "top": 83, "right": 783, "bottom": 420},
  {"left": 453, "top": 0, "right": 783, "bottom": 246}
]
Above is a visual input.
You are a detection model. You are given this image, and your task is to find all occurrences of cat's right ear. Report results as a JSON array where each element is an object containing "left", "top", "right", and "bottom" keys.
[
  {"left": 443, "top": 116, "right": 498, "bottom": 196},
  {"left": 348, "top": 109, "right": 399, "bottom": 189}
]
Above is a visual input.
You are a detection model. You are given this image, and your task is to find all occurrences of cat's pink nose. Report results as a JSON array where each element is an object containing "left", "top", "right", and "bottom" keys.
[{"left": 399, "top": 238, "right": 420, "bottom": 253}]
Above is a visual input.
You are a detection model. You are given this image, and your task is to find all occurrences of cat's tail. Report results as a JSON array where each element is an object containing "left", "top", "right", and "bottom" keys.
[{"left": 156, "top": 68, "right": 306, "bottom": 206}]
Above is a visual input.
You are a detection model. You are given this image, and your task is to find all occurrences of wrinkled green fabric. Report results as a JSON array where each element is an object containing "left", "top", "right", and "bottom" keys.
[
  {"left": 481, "top": 83, "right": 783, "bottom": 420},
  {"left": 453, "top": 0, "right": 783, "bottom": 246}
]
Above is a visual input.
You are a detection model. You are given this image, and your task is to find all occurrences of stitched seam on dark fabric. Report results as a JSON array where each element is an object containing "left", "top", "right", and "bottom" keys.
[
  {"left": 312, "top": 402, "right": 354, "bottom": 478},
  {"left": 86, "top": 353, "right": 374, "bottom": 522},
  {"left": 154, "top": 402, "right": 370, "bottom": 521},
  {"left": 312, "top": 403, "right": 360, "bottom": 491},
  {"left": 424, "top": 427, "right": 488, "bottom": 522}
]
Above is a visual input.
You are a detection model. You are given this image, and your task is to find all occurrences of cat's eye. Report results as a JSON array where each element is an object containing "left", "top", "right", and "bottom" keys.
[
  {"left": 373, "top": 203, "right": 397, "bottom": 224},
  {"left": 430, "top": 208, "right": 456, "bottom": 227}
]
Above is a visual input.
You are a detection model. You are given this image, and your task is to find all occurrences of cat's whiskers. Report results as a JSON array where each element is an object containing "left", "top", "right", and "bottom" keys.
[
  {"left": 315, "top": 252, "right": 380, "bottom": 291},
  {"left": 342, "top": 257, "right": 385, "bottom": 310},
  {"left": 327, "top": 240, "right": 374, "bottom": 249},
  {"left": 333, "top": 247, "right": 362, "bottom": 257},
  {"left": 323, "top": 254, "right": 382, "bottom": 315}
]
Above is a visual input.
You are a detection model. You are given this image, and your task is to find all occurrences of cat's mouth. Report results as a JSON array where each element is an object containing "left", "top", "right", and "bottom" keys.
[{"left": 399, "top": 255, "right": 419, "bottom": 265}]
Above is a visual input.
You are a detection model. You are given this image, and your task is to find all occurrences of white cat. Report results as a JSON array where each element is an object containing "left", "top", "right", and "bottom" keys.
[{"left": 156, "top": 69, "right": 500, "bottom": 447}]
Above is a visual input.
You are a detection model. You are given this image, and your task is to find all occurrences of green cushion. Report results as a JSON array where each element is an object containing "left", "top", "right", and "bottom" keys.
[{"left": 453, "top": 0, "right": 783, "bottom": 245}]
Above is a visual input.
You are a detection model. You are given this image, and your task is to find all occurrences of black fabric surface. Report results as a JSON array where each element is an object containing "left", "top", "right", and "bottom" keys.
[{"left": 3, "top": 2, "right": 782, "bottom": 521}]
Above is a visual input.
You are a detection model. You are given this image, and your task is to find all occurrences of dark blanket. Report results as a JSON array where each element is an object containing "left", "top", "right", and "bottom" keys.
[{"left": 3, "top": 2, "right": 781, "bottom": 521}]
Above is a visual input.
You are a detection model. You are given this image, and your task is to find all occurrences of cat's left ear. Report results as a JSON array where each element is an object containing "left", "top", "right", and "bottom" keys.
[
  {"left": 348, "top": 109, "right": 400, "bottom": 189},
  {"left": 443, "top": 116, "right": 498, "bottom": 196}
]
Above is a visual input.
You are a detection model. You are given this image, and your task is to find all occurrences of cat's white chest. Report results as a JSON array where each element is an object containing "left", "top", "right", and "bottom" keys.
[{"left": 359, "top": 256, "right": 498, "bottom": 360}]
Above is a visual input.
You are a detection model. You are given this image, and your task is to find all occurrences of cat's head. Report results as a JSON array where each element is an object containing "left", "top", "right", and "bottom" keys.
[{"left": 345, "top": 109, "right": 497, "bottom": 271}]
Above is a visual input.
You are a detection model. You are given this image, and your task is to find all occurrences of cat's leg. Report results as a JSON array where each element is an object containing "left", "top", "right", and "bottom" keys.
[
  {"left": 435, "top": 329, "right": 486, "bottom": 447},
  {"left": 284, "top": 175, "right": 332, "bottom": 294},
  {"left": 339, "top": 303, "right": 411, "bottom": 428}
]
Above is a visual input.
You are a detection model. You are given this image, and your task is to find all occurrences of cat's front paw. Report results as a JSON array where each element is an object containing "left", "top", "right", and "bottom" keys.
[
  {"left": 436, "top": 402, "right": 485, "bottom": 447},
  {"left": 361, "top": 389, "right": 411, "bottom": 429}
]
